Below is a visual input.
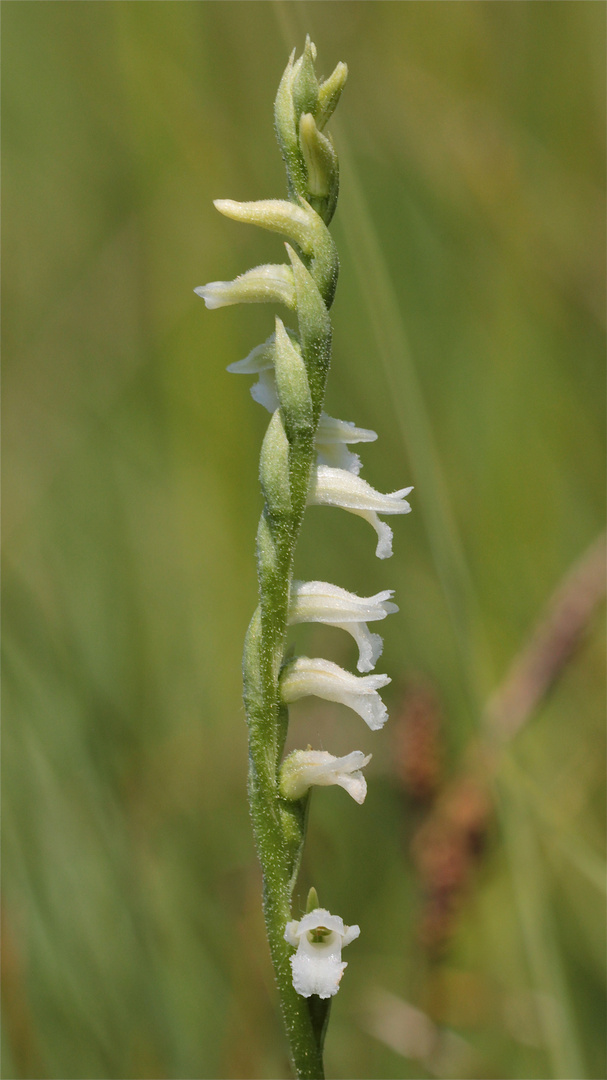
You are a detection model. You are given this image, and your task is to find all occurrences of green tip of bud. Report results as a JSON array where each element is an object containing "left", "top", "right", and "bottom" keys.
[
  {"left": 306, "top": 886, "right": 320, "bottom": 912},
  {"left": 316, "top": 62, "right": 348, "bottom": 131},
  {"left": 292, "top": 37, "right": 320, "bottom": 118}
]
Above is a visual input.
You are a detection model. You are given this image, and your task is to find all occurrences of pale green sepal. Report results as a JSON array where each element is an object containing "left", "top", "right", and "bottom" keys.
[
  {"left": 256, "top": 512, "right": 281, "bottom": 583},
  {"left": 259, "top": 410, "right": 292, "bottom": 518},
  {"left": 291, "top": 36, "right": 319, "bottom": 119},
  {"left": 315, "top": 62, "right": 348, "bottom": 130},
  {"left": 242, "top": 606, "right": 267, "bottom": 732},
  {"left": 274, "top": 48, "right": 297, "bottom": 147},
  {"left": 274, "top": 318, "right": 314, "bottom": 440},
  {"left": 306, "top": 887, "right": 319, "bottom": 913},
  {"left": 299, "top": 114, "right": 339, "bottom": 224},
  {"left": 195, "top": 263, "right": 295, "bottom": 310}
]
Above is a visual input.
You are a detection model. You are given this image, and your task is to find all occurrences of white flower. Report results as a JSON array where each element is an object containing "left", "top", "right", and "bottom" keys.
[
  {"left": 194, "top": 264, "right": 295, "bottom": 310},
  {"left": 289, "top": 580, "right": 398, "bottom": 672},
  {"left": 280, "top": 656, "right": 391, "bottom": 730},
  {"left": 315, "top": 414, "right": 377, "bottom": 475},
  {"left": 280, "top": 749, "right": 372, "bottom": 803},
  {"left": 285, "top": 908, "right": 360, "bottom": 999},
  {"left": 308, "top": 465, "right": 413, "bottom": 559}
]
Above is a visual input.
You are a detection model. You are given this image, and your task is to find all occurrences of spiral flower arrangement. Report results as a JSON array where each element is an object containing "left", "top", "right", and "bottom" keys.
[{"left": 196, "top": 39, "right": 412, "bottom": 1079}]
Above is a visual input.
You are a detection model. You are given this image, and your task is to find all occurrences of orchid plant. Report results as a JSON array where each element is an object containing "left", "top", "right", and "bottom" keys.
[{"left": 196, "top": 39, "right": 412, "bottom": 1079}]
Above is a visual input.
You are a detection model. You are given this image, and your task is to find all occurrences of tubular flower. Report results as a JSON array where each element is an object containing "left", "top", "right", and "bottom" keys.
[
  {"left": 195, "top": 263, "right": 295, "bottom": 310},
  {"left": 289, "top": 580, "right": 398, "bottom": 672},
  {"left": 308, "top": 464, "right": 413, "bottom": 559},
  {"left": 285, "top": 908, "right": 360, "bottom": 999},
  {"left": 280, "top": 749, "right": 372, "bottom": 803},
  {"left": 280, "top": 656, "right": 391, "bottom": 730}
]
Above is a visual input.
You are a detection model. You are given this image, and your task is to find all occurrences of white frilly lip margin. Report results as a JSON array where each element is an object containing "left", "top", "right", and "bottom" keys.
[
  {"left": 308, "top": 465, "right": 413, "bottom": 559},
  {"left": 289, "top": 580, "right": 398, "bottom": 672},
  {"left": 285, "top": 908, "right": 360, "bottom": 999},
  {"left": 279, "top": 749, "right": 372, "bottom": 804},
  {"left": 280, "top": 656, "right": 391, "bottom": 730}
]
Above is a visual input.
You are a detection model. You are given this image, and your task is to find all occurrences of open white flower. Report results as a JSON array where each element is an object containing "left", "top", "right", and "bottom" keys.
[
  {"left": 308, "top": 465, "right": 413, "bottom": 559},
  {"left": 280, "top": 656, "right": 391, "bottom": 730},
  {"left": 285, "top": 908, "right": 360, "bottom": 999},
  {"left": 315, "top": 414, "right": 377, "bottom": 475},
  {"left": 195, "top": 263, "right": 295, "bottom": 310},
  {"left": 280, "top": 749, "right": 372, "bottom": 803},
  {"left": 289, "top": 580, "right": 398, "bottom": 672}
]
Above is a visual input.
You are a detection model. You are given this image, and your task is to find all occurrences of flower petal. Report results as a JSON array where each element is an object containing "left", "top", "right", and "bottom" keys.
[
  {"left": 315, "top": 414, "right": 378, "bottom": 475},
  {"left": 315, "top": 414, "right": 378, "bottom": 445},
  {"left": 250, "top": 369, "right": 279, "bottom": 412},
  {"left": 226, "top": 334, "right": 276, "bottom": 374}
]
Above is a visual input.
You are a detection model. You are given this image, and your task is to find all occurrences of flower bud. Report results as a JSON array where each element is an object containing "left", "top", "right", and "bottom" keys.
[
  {"left": 299, "top": 113, "right": 339, "bottom": 223},
  {"left": 315, "top": 61, "right": 348, "bottom": 131},
  {"left": 291, "top": 36, "right": 319, "bottom": 119}
]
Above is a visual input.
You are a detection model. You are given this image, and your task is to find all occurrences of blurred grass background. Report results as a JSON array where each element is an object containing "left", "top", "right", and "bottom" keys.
[{"left": 2, "top": 2, "right": 605, "bottom": 1078}]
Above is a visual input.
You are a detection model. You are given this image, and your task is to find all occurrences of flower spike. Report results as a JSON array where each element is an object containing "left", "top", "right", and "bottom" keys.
[
  {"left": 197, "top": 39, "right": 411, "bottom": 1074},
  {"left": 280, "top": 749, "right": 372, "bottom": 803},
  {"left": 280, "top": 656, "right": 391, "bottom": 730}
]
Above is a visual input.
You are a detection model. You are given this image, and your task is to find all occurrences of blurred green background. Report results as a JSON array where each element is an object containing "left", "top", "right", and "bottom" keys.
[{"left": 3, "top": 3, "right": 605, "bottom": 1078}]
